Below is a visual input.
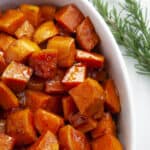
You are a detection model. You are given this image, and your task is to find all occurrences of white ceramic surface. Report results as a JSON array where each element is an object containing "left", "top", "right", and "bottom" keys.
[{"left": 0, "top": 0, "right": 135, "bottom": 149}]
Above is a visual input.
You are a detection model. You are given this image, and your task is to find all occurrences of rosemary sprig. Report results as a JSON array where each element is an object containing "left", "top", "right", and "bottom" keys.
[{"left": 91, "top": 0, "right": 150, "bottom": 75}]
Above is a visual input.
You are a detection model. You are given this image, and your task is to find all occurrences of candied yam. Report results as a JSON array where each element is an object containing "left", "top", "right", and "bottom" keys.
[
  {"left": 62, "top": 96, "right": 78, "bottom": 120},
  {"left": 93, "top": 103, "right": 104, "bottom": 120},
  {"left": 47, "top": 36, "right": 76, "bottom": 67},
  {"left": 59, "top": 125, "right": 90, "bottom": 150},
  {"left": 6, "top": 109, "right": 37, "bottom": 145},
  {"left": 69, "top": 78, "right": 104, "bottom": 117},
  {"left": 91, "top": 113, "right": 116, "bottom": 138},
  {"left": 0, "top": 33, "right": 15, "bottom": 52},
  {"left": 0, "top": 51, "right": 7, "bottom": 74},
  {"left": 76, "top": 50, "right": 104, "bottom": 68},
  {"left": 15, "top": 20, "right": 34, "bottom": 39},
  {"left": 2, "top": 61, "right": 33, "bottom": 92},
  {"left": 62, "top": 63, "right": 86, "bottom": 89},
  {"left": 34, "top": 109, "right": 64, "bottom": 134},
  {"left": 76, "top": 17, "right": 99, "bottom": 51},
  {"left": 92, "top": 134, "right": 123, "bottom": 150},
  {"left": 55, "top": 4, "right": 84, "bottom": 33},
  {"left": 0, "top": 133, "right": 15, "bottom": 150},
  {"left": 25, "top": 90, "right": 50, "bottom": 112},
  {"left": 0, "top": 82, "right": 19, "bottom": 110},
  {"left": 0, "top": 9, "right": 25, "bottom": 34},
  {"left": 34, "top": 21, "right": 59, "bottom": 44},
  {"left": 20, "top": 4, "right": 41, "bottom": 27},
  {"left": 29, "top": 49, "right": 58, "bottom": 79},
  {"left": 104, "top": 79, "right": 121, "bottom": 113},
  {"left": 29, "top": 131, "right": 59, "bottom": 150},
  {"left": 5, "top": 38, "right": 41, "bottom": 63}
]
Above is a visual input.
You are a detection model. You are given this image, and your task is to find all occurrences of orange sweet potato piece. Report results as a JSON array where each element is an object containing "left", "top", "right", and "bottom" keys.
[
  {"left": 76, "top": 50, "right": 104, "bottom": 68},
  {"left": 0, "top": 82, "right": 19, "bottom": 110},
  {"left": 93, "top": 102, "right": 104, "bottom": 120},
  {"left": 91, "top": 113, "right": 116, "bottom": 138},
  {"left": 0, "top": 51, "right": 7, "bottom": 74},
  {"left": 6, "top": 109, "right": 37, "bottom": 146},
  {"left": 62, "top": 63, "right": 86, "bottom": 89},
  {"left": 76, "top": 17, "right": 99, "bottom": 51},
  {"left": 47, "top": 36, "right": 76, "bottom": 67},
  {"left": 0, "top": 33, "right": 15, "bottom": 52},
  {"left": 34, "top": 109, "right": 64, "bottom": 134},
  {"left": 29, "top": 131, "right": 59, "bottom": 150},
  {"left": 0, "top": 120, "right": 6, "bottom": 133},
  {"left": 2, "top": 61, "right": 33, "bottom": 92},
  {"left": 20, "top": 4, "right": 41, "bottom": 27},
  {"left": 15, "top": 20, "right": 35, "bottom": 39},
  {"left": 59, "top": 125, "right": 90, "bottom": 150},
  {"left": 0, "top": 9, "right": 25, "bottom": 34},
  {"left": 34, "top": 21, "right": 58, "bottom": 44},
  {"left": 5, "top": 38, "right": 41, "bottom": 63},
  {"left": 92, "top": 134, "right": 123, "bottom": 150},
  {"left": 55, "top": 4, "right": 84, "bottom": 33},
  {"left": 104, "top": 79, "right": 121, "bottom": 113},
  {"left": 0, "top": 133, "right": 15, "bottom": 150},
  {"left": 69, "top": 78, "right": 104, "bottom": 117},
  {"left": 62, "top": 96, "right": 78, "bottom": 120},
  {"left": 29, "top": 49, "right": 58, "bottom": 79}
]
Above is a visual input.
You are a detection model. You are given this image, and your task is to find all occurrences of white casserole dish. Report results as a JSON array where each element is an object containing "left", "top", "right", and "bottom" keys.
[{"left": 0, "top": 0, "right": 135, "bottom": 149}]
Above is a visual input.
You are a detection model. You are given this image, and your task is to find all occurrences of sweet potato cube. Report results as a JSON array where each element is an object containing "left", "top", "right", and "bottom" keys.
[
  {"left": 0, "top": 9, "right": 25, "bottom": 34},
  {"left": 0, "top": 33, "right": 15, "bottom": 52},
  {"left": 62, "top": 63, "right": 86, "bottom": 89},
  {"left": 104, "top": 79, "right": 121, "bottom": 113},
  {"left": 6, "top": 109, "right": 37, "bottom": 145},
  {"left": 34, "top": 109, "right": 64, "bottom": 134},
  {"left": 92, "top": 134, "right": 123, "bottom": 150},
  {"left": 93, "top": 103, "right": 104, "bottom": 120},
  {"left": 69, "top": 78, "right": 104, "bottom": 116},
  {"left": 76, "top": 50, "right": 104, "bottom": 68},
  {"left": 20, "top": 4, "right": 41, "bottom": 27},
  {"left": 15, "top": 20, "right": 34, "bottom": 39},
  {"left": 77, "top": 17, "right": 99, "bottom": 51},
  {"left": 0, "top": 51, "right": 7, "bottom": 74},
  {"left": 0, "top": 82, "right": 19, "bottom": 110},
  {"left": 29, "top": 131, "right": 59, "bottom": 150},
  {"left": 62, "top": 96, "right": 78, "bottom": 120},
  {"left": 2, "top": 61, "right": 33, "bottom": 92},
  {"left": 55, "top": 4, "right": 84, "bottom": 33},
  {"left": 47, "top": 36, "right": 76, "bottom": 67},
  {"left": 0, "top": 133, "right": 15, "bottom": 150},
  {"left": 29, "top": 49, "right": 58, "bottom": 79},
  {"left": 25, "top": 90, "right": 50, "bottom": 112},
  {"left": 34, "top": 21, "right": 58, "bottom": 44},
  {"left": 59, "top": 125, "right": 90, "bottom": 150},
  {"left": 91, "top": 113, "right": 116, "bottom": 138},
  {"left": 5, "top": 38, "right": 41, "bottom": 63}
]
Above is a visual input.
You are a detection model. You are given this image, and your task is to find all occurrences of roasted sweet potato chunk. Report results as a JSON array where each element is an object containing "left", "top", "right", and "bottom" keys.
[
  {"left": 91, "top": 113, "right": 116, "bottom": 138},
  {"left": 92, "top": 134, "right": 123, "bottom": 150},
  {"left": 76, "top": 17, "right": 99, "bottom": 51},
  {"left": 47, "top": 36, "right": 76, "bottom": 67},
  {"left": 29, "top": 49, "right": 58, "bottom": 79},
  {"left": 0, "top": 133, "right": 15, "bottom": 150},
  {"left": 76, "top": 50, "right": 104, "bottom": 68},
  {"left": 59, "top": 125, "right": 90, "bottom": 150},
  {"left": 0, "top": 51, "right": 7, "bottom": 74},
  {"left": 15, "top": 20, "right": 35, "bottom": 39},
  {"left": 0, "top": 82, "right": 19, "bottom": 110},
  {"left": 2, "top": 61, "right": 33, "bottom": 92},
  {"left": 34, "top": 109, "right": 64, "bottom": 134},
  {"left": 34, "top": 21, "right": 58, "bottom": 44},
  {"left": 5, "top": 38, "right": 40, "bottom": 63},
  {"left": 20, "top": 4, "right": 41, "bottom": 27},
  {"left": 55, "top": 4, "right": 84, "bottom": 33},
  {"left": 6, "top": 109, "right": 37, "bottom": 146},
  {"left": 104, "top": 79, "right": 121, "bottom": 113},
  {"left": 0, "top": 9, "right": 25, "bottom": 34},
  {"left": 62, "top": 63, "right": 86, "bottom": 89},
  {"left": 29, "top": 131, "right": 59, "bottom": 150},
  {"left": 69, "top": 78, "right": 104, "bottom": 116}
]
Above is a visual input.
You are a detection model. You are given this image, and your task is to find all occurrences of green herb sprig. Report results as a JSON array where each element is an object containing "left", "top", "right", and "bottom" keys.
[{"left": 91, "top": 0, "right": 150, "bottom": 75}]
